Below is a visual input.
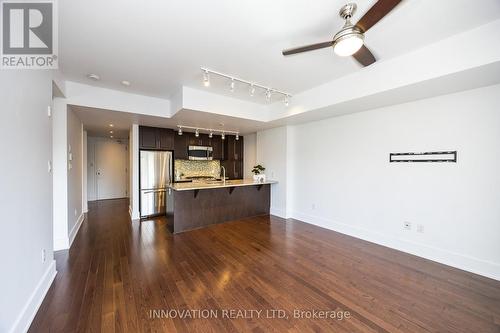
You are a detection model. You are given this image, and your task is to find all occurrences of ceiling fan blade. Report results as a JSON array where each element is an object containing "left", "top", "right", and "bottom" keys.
[
  {"left": 282, "top": 41, "right": 333, "bottom": 56},
  {"left": 352, "top": 45, "right": 376, "bottom": 67},
  {"left": 355, "top": 0, "right": 402, "bottom": 33}
]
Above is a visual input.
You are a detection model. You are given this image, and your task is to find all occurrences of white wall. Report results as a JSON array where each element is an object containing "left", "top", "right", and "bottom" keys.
[
  {"left": 53, "top": 103, "right": 84, "bottom": 251},
  {"left": 52, "top": 98, "right": 69, "bottom": 250},
  {"left": 87, "top": 136, "right": 97, "bottom": 201},
  {"left": 129, "top": 124, "right": 140, "bottom": 220},
  {"left": 0, "top": 71, "right": 56, "bottom": 333},
  {"left": 256, "top": 127, "right": 290, "bottom": 218},
  {"left": 82, "top": 131, "right": 88, "bottom": 213},
  {"left": 257, "top": 84, "right": 500, "bottom": 280},
  {"left": 243, "top": 133, "right": 257, "bottom": 179},
  {"left": 67, "top": 109, "right": 84, "bottom": 245}
]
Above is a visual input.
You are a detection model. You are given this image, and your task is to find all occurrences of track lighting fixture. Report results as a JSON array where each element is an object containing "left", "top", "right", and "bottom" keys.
[
  {"left": 203, "top": 70, "right": 210, "bottom": 87},
  {"left": 284, "top": 95, "right": 290, "bottom": 107},
  {"left": 200, "top": 67, "right": 291, "bottom": 105},
  {"left": 176, "top": 125, "right": 238, "bottom": 140}
]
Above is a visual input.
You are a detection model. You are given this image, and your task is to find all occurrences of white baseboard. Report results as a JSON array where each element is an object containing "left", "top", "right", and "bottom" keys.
[
  {"left": 129, "top": 205, "right": 140, "bottom": 221},
  {"left": 9, "top": 260, "right": 57, "bottom": 333},
  {"left": 270, "top": 206, "right": 287, "bottom": 219},
  {"left": 292, "top": 211, "right": 500, "bottom": 281},
  {"left": 55, "top": 213, "right": 85, "bottom": 251},
  {"left": 68, "top": 213, "right": 85, "bottom": 248},
  {"left": 53, "top": 237, "right": 68, "bottom": 251}
]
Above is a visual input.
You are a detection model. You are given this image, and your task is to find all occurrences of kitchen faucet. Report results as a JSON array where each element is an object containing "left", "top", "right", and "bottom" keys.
[{"left": 220, "top": 166, "right": 226, "bottom": 185}]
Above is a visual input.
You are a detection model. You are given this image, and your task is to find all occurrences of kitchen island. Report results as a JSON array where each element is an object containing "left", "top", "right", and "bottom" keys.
[{"left": 166, "top": 179, "right": 277, "bottom": 233}]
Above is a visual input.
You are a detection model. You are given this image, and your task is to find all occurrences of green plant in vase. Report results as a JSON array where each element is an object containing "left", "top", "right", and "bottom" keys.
[{"left": 251, "top": 165, "right": 266, "bottom": 182}]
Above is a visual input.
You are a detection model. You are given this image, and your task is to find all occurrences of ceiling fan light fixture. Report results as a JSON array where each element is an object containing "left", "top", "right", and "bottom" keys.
[{"left": 333, "top": 30, "right": 364, "bottom": 57}]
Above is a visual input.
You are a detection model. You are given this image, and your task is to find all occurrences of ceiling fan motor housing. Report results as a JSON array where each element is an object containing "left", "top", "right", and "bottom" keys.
[{"left": 339, "top": 3, "right": 357, "bottom": 20}]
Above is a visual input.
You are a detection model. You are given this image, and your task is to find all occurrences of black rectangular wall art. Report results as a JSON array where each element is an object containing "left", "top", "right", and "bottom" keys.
[{"left": 390, "top": 151, "right": 457, "bottom": 163}]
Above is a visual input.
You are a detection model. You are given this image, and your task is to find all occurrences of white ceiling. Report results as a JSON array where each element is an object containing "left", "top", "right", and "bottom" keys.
[
  {"left": 72, "top": 105, "right": 271, "bottom": 139},
  {"left": 60, "top": 0, "right": 500, "bottom": 101}
]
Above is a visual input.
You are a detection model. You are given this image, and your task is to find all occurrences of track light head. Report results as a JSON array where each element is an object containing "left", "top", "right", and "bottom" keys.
[
  {"left": 178, "top": 127, "right": 183, "bottom": 135},
  {"left": 195, "top": 129, "right": 200, "bottom": 137},
  {"left": 221, "top": 132, "right": 225, "bottom": 140},
  {"left": 203, "top": 70, "right": 210, "bottom": 87},
  {"left": 284, "top": 95, "right": 290, "bottom": 107},
  {"left": 266, "top": 89, "right": 272, "bottom": 101},
  {"left": 249, "top": 84, "right": 255, "bottom": 97},
  {"left": 235, "top": 133, "right": 239, "bottom": 141},
  {"left": 209, "top": 132, "right": 213, "bottom": 138}
]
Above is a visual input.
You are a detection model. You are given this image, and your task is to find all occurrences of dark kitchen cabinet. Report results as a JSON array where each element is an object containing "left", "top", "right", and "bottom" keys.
[
  {"left": 221, "top": 160, "right": 243, "bottom": 180},
  {"left": 139, "top": 126, "right": 174, "bottom": 150},
  {"left": 221, "top": 135, "right": 244, "bottom": 179},
  {"left": 208, "top": 136, "right": 223, "bottom": 160},
  {"left": 158, "top": 128, "right": 174, "bottom": 150},
  {"left": 174, "top": 132, "right": 189, "bottom": 159},
  {"left": 172, "top": 132, "right": 242, "bottom": 170},
  {"left": 223, "top": 135, "right": 244, "bottom": 161},
  {"left": 139, "top": 126, "right": 157, "bottom": 149}
]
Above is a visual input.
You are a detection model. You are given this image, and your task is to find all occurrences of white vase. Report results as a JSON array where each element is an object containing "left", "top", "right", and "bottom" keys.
[{"left": 253, "top": 174, "right": 266, "bottom": 183}]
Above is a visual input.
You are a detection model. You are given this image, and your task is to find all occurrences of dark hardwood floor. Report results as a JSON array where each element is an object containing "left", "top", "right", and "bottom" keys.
[{"left": 29, "top": 199, "right": 500, "bottom": 332}]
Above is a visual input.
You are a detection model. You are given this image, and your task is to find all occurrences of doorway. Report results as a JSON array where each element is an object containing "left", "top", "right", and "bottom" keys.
[{"left": 87, "top": 137, "right": 129, "bottom": 201}]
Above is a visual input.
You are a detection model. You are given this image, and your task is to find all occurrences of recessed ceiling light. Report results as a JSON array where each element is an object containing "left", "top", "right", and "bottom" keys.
[
  {"left": 87, "top": 73, "right": 100, "bottom": 81},
  {"left": 110, "top": 130, "right": 113, "bottom": 134},
  {"left": 121, "top": 80, "right": 131, "bottom": 86},
  {"left": 110, "top": 135, "right": 114, "bottom": 138},
  {"left": 109, "top": 124, "right": 114, "bottom": 128}
]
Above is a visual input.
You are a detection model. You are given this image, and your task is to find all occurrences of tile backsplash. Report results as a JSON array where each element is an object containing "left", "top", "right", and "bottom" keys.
[{"left": 175, "top": 160, "right": 221, "bottom": 179}]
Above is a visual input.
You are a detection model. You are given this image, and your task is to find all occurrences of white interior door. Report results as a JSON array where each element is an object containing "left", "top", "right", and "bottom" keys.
[{"left": 95, "top": 139, "right": 128, "bottom": 200}]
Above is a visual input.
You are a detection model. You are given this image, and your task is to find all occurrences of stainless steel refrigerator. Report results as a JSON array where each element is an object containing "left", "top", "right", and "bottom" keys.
[{"left": 140, "top": 150, "right": 172, "bottom": 218}]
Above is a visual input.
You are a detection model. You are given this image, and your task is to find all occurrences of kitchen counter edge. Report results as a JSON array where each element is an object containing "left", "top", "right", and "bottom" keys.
[{"left": 168, "top": 179, "right": 278, "bottom": 191}]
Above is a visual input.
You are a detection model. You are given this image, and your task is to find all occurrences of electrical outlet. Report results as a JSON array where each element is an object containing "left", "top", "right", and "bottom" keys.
[
  {"left": 403, "top": 221, "right": 411, "bottom": 230},
  {"left": 417, "top": 224, "right": 424, "bottom": 233},
  {"left": 41, "top": 249, "right": 46, "bottom": 263},
  {"left": 47, "top": 106, "right": 52, "bottom": 117}
]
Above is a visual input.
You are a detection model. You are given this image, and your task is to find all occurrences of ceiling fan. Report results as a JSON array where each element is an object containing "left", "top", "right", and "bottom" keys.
[{"left": 282, "top": 0, "right": 402, "bottom": 66}]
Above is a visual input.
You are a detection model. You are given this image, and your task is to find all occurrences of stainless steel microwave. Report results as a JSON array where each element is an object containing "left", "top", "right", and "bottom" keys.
[{"left": 188, "top": 145, "right": 213, "bottom": 160}]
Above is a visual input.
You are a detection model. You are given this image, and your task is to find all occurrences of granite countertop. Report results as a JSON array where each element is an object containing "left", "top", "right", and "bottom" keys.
[{"left": 168, "top": 179, "right": 277, "bottom": 191}]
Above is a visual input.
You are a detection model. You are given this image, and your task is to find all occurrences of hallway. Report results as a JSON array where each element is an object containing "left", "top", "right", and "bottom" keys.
[{"left": 29, "top": 199, "right": 500, "bottom": 332}]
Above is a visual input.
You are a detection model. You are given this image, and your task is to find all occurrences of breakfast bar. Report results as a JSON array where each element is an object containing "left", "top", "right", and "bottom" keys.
[{"left": 166, "top": 179, "right": 276, "bottom": 233}]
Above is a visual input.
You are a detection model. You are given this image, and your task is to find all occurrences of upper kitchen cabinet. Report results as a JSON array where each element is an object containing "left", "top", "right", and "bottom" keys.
[
  {"left": 187, "top": 132, "right": 210, "bottom": 147},
  {"left": 223, "top": 135, "right": 244, "bottom": 161},
  {"left": 208, "top": 135, "right": 223, "bottom": 160},
  {"left": 174, "top": 132, "right": 189, "bottom": 159},
  {"left": 139, "top": 126, "right": 174, "bottom": 150}
]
